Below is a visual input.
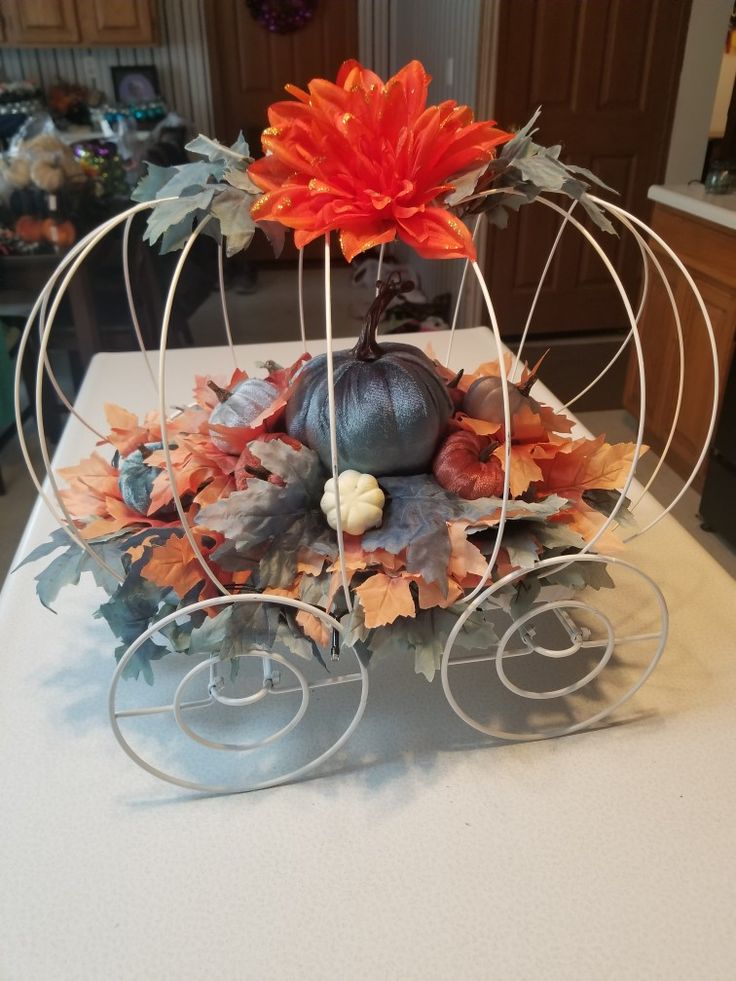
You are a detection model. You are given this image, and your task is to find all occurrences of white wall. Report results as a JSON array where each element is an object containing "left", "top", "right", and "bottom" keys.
[
  {"left": 358, "top": 0, "right": 482, "bottom": 313},
  {"left": 665, "top": 0, "right": 733, "bottom": 184},
  {"left": 0, "top": 0, "right": 213, "bottom": 134}
]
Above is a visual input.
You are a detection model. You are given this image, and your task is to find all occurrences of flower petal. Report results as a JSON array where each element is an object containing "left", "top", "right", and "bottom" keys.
[
  {"left": 397, "top": 207, "right": 476, "bottom": 260},
  {"left": 339, "top": 223, "right": 396, "bottom": 262}
]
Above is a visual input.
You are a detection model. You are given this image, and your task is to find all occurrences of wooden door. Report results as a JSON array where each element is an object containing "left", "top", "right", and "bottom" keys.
[
  {"left": 2, "top": 0, "right": 80, "bottom": 45},
  {"left": 205, "top": 0, "right": 358, "bottom": 149},
  {"left": 485, "top": 0, "right": 692, "bottom": 338},
  {"left": 77, "top": 0, "right": 157, "bottom": 45}
]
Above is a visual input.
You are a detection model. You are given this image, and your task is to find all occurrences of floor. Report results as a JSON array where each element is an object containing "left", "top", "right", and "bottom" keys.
[{"left": 1, "top": 266, "right": 735, "bottom": 585}]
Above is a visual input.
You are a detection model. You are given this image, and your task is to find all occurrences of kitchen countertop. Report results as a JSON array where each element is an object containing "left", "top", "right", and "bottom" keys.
[{"left": 648, "top": 182, "right": 736, "bottom": 230}]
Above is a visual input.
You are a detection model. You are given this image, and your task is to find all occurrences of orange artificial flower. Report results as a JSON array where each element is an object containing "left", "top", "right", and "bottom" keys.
[{"left": 249, "top": 59, "right": 511, "bottom": 262}]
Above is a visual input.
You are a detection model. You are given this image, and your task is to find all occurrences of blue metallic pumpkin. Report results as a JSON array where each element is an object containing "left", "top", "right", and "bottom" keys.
[{"left": 285, "top": 276, "right": 453, "bottom": 476}]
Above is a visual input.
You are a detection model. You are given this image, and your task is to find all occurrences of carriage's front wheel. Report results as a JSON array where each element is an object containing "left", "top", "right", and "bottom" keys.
[
  {"left": 441, "top": 554, "right": 668, "bottom": 741},
  {"left": 108, "top": 594, "right": 369, "bottom": 794}
]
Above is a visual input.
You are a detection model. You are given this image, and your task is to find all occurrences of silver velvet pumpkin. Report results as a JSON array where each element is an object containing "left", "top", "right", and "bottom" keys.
[
  {"left": 208, "top": 377, "right": 278, "bottom": 451},
  {"left": 463, "top": 371, "right": 537, "bottom": 430},
  {"left": 285, "top": 276, "right": 453, "bottom": 476}
]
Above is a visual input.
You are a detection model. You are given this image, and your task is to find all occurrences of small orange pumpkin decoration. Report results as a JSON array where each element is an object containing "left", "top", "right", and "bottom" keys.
[
  {"left": 41, "top": 219, "right": 76, "bottom": 248},
  {"left": 433, "top": 431, "right": 504, "bottom": 499},
  {"left": 14, "top": 215, "right": 43, "bottom": 243}
]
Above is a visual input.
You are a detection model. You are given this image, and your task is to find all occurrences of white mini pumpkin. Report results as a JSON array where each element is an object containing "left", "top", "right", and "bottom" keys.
[{"left": 320, "top": 470, "right": 385, "bottom": 536}]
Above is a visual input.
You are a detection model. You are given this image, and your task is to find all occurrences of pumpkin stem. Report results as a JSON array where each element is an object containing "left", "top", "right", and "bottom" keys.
[
  {"left": 207, "top": 379, "right": 232, "bottom": 403},
  {"left": 244, "top": 463, "right": 272, "bottom": 481},
  {"left": 447, "top": 368, "right": 464, "bottom": 389},
  {"left": 478, "top": 440, "right": 498, "bottom": 463},
  {"left": 353, "top": 271, "right": 414, "bottom": 362}
]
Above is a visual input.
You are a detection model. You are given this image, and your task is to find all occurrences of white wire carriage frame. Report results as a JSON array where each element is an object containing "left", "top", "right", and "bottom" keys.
[{"left": 13, "top": 187, "right": 718, "bottom": 794}]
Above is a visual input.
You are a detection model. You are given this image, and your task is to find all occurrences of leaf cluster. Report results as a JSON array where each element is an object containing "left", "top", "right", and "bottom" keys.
[
  {"left": 456, "top": 108, "right": 617, "bottom": 234},
  {"left": 131, "top": 133, "right": 260, "bottom": 255}
]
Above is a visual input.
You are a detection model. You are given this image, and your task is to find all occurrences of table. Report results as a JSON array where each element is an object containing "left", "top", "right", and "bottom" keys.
[
  {"left": 1, "top": 328, "right": 735, "bottom": 980},
  {"left": 0, "top": 252, "right": 100, "bottom": 367}
]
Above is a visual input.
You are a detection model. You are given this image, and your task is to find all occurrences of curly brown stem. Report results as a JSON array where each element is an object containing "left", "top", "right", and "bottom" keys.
[{"left": 352, "top": 270, "right": 414, "bottom": 362}]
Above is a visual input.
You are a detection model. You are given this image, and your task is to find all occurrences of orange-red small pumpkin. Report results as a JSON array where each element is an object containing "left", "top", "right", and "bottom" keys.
[
  {"left": 14, "top": 216, "right": 43, "bottom": 243},
  {"left": 41, "top": 218, "right": 76, "bottom": 248},
  {"left": 433, "top": 431, "right": 504, "bottom": 499}
]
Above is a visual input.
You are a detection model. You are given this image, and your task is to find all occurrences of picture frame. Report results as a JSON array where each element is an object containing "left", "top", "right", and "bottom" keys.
[{"left": 111, "top": 65, "right": 160, "bottom": 105}]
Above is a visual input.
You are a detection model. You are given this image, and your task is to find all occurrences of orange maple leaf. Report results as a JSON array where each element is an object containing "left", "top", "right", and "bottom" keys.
[
  {"left": 79, "top": 497, "right": 170, "bottom": 540},
  {"left": 58, "top": 453, "right": 121, "bottom": 517},
  {"left": 448, "top": 521, "right": 489, "bottom": 583},
  {"left": 139, "top": 530, "right": 231, "bottom": 600},
  {"left": 538, "top": 435, "right": 644, "bottom": 498},
  {"left": 296, "top": 609, "right": 331, "bottom": 648},
  {"left": 193, "top": 473, "right": 235, "bottom": 508},
  {"left": 416, "top": 577, "right": 464, "bottom": 609},
  {"left": 146, "top": 432, "right": 236, "bottom": 515},
  {"left": 296, "top": 550, "right": 328, "bottom": 576},
  {"left": 492, "top": 443, "right": 544, "bottom": 497},
  {"left": 355, "top": 573, "right": 416, "bottom": 628},
  {"left": 102, "top": 404, "right": 162, "bottom": 455}
]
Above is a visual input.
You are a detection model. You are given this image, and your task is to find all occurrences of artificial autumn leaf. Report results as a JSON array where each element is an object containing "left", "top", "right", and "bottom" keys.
[
  {"left": 416, "top": 576, "right": 464, "bottom": 610},
  {"left": 132, "top": 133, "right": 259, "bottom": 256},
  {"left": 210, "top": 188, "right": 256, "bottom": 255},
  {"left": 197, "top": 439, "right": 334, "bottom": 589},
  {"left": 453, "top": 412, "right": 501, "bottom": 438},
  {"left": 193, "top": 474, "right": 235, "bottom": 508},
  {"left": 79, "top": 497, "right": 171, "bottom": 540},
  {"left": 192, "top": 368, "right": 247, "bottom": 411},
  {"left": 146, "top": 432, "right": 237, "bottom": 515},
  {"left": 58, "top": 453, "right": 121, "bottom": 518},
  {"left": 103, "top": 404, "right": 161, "bottom": 456},
  {"left": 207, "top": 393, "right": 288, "bottom": 456},
  {"left": 294, "top": 573, "right": 333, "bottom": 647},
  {"left": 538, "top": 435, "right": 643, "bottom": 498},
  {"left": 139, "top": 530, "right": 219, "bottom": 600},
  {"left": 550, "top": 502, "right": 623, "bottom": 553},
  {"left": 361, "top": 474, "right": 545, "bottom": 591},
  {"left": 355, "top": 573, "right": 416, "bottom": 628},
  {"left": 259, "top": 353, "right": 312, "bottom": 391},
  {"left": 297, "top": 609, "right": 331, "bottom": 648},
  {"left": 15, "top": 527, "right": 129, "bottom": 611},
  {"left": 362, "top": 475, "right": 477, "bottom": 588},
  {"left": 492, "top": 443, "right": 544, "bottom": 497},
  {"left": 447, "top": 521, "right": 489, "bottom": 583}
]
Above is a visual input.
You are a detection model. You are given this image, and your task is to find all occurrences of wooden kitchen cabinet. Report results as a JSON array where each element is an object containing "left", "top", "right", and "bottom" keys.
[
  {"left": 1, "top": 0, "right": 81, "bottom": 45},
  {"left": 77, "top": 0, "right": 157, "bottom": 45},
  {"left": 623, "top": 202, "right": 736, "bottom": 487},
  {"left": 1, "top": 0, "right": 158, "bottom": 46}
]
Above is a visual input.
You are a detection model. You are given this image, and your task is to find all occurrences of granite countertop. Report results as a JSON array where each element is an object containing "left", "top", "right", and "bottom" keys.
[{"left": 648, "top": 182, "right": 736, "bottom": 230}]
